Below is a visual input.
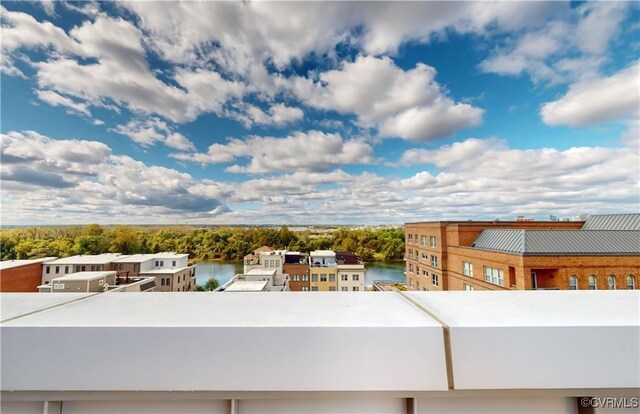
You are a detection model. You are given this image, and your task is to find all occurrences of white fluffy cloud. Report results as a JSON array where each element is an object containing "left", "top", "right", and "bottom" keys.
[
  {"left": 540, "top": 62, "right": 640, "bottom": 127},
  {"left": 172, "top": 130, "right": 374, "bottom": 173},
  {"left": 112, "top": 118, "right": 195, "bottom": 151},
  {"left": 35, "top": 90, "right": 91, "bottom": 117},
  {"left": 294, "top": 56, "right": 483, "bottom": 141},
  {"left": 479, "top": 2, "right": 631, "bottom": 84},
  {"left": 1, "top": 131, "right": 226, "bottom": 221}
]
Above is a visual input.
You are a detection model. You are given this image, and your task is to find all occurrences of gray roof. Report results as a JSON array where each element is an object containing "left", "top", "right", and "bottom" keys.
[
  {"left": 582, "top": 214, "right": 640, "bottom": 230},
  {"left": 472, "top": 229, "right": 640, "bottom": 255}
]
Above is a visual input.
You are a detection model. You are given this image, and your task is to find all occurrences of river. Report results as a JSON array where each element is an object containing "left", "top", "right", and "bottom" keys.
[{"left": 195, "top": 260, "right": 406, "bottom": 288}]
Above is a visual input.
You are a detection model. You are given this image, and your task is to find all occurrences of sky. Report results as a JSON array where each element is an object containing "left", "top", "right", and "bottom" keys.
[{"left": 1, "top": 0, "right": 639, "bottom": 225}]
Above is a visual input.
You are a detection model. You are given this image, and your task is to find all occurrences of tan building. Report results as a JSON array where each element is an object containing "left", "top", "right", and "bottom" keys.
[
  {"left": 0, "top": 258, "right": 56, "bottom": 292},
  {"left": 112, "top": 253, "right": 196, "bottom": 292},
  {"left": 405, "top": 214, "right": 639, "bottom": 292},
  {"left": 337, "top": 264, "right": 365, "bottom": 292},
  {"left": 42, "top": 254, "right": 124, "bottom": 285},
  {"left": 243, "top": 246, "right": 274, "bottom": 273},
  {"left": 38, "top": 271, "right": 156, "bottom": 293}
]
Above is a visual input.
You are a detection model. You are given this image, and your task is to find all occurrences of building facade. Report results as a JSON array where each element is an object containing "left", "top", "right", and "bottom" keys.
[
  {"left": 405, "top": 214, "right": 640, "bottom": 292},
  {"left": 0, "top": 258, "right": 55, "bottom": 292},
  {"left": 112, "top": 253, "right": 195, "bottom": 292}
]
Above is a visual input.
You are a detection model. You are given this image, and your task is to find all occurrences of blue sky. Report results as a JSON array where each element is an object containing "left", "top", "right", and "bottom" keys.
[{"left": 1, "top": 1, "right": 638, "bottom": 224}]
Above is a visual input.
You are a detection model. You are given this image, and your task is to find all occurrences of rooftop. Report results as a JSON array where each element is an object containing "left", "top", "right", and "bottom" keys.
[
  {"left": 139, "top": 267, "right": 191, "bottom": 274},
  {"left": 112, "top": 254, "right": 158, "bottom": 263},
  {"left": 582, "top": 213, "right": 640, "bottom": 230},
  {"left": 224, "top": 280, "right": 269, "bottom": 292},
  {"left": 245, "top": 269, "right": 277, "bottom": 276},
  {"left": 472, "top": 229, "right": 640, "bottom": 255},
  {"left": 310, "top": 250, "right": 336, "bottom": 256},
  {"left": 45, "top": 254, "right": 125, "bottom": 265},
  {"left": 1, "top": 291, "right": 637, "bottom": 393},
  {"left": 50, "top": 271, "right": 115, "bottom": 282},
  {"left": 0, "top": 257, "right": 56, "bottom": 271}
]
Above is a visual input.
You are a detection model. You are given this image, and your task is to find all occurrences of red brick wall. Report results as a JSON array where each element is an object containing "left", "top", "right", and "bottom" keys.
[
  {"left": 1, "top": 263, "right": 44, "bottom": 292},
  {"left": 283, "top": 263, "right": 310, "bottom": 291}
]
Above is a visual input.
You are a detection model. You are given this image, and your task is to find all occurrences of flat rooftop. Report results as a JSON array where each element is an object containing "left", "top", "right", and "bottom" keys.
[
  {"left": 140, "top": 267, "right": 191, "bottom": 274},
  {"left": 0, "top": 257, "right": 56, "bottom": 271},
  {"left": 245, "top": 269, "right": 277, "bottom": 276},
  {"left": 45, "top": 254, "right": 126, "bottom": 265},
  {"left": 310, "top": 250, "right": 335, "bottom": 256},
  {"left": 50, "top": 271, "right": 115, "bottom": 282},
  {"left": 0, "top": 293, "right": 93, "bottom": 322},
  {"left": 224, "top": 280, "right": 269, "bottom": 292}
]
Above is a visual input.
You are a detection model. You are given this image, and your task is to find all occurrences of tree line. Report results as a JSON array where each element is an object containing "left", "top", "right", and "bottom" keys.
[{"left": 0, "top": 224, "right": 405, "bottom": 262}]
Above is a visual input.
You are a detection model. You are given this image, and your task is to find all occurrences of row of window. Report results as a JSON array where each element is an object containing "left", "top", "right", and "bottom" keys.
[
  {"left": 309, "top": 273, "right": 361, "bottom": 282},
  {"left": 303, "top": 286, "right": 360, "bottom": 291},
  {"left": 46, "top": 264, "right": 104, "bottom": 274},
  {"left": 570, "top": 274, "right": 636, "bottom": 290},
  {"left": 264, "top": 259, "right": 281, "bottom": 268},
  {"left": 154, "top": 260, "right": 177, "bottom": 267},
  {"left": 409, "top": 272, "right": 440, "bottom": 289},
  {"left": 406, "top": 234, "right": 437, "bottom": 248}
]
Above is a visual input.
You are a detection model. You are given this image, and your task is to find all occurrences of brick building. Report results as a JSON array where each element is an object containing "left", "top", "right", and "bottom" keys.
[
  {"left": 0, "top": 258, "right": 56, "bottom": 292},
  {"left": 405, "top": 214, "right": 639, "bottom": 291}
]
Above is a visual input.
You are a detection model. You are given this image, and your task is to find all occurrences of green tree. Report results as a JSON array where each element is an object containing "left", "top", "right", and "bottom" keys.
[{"left": 204, "top": 277, "right": 220, "bottom": 291}]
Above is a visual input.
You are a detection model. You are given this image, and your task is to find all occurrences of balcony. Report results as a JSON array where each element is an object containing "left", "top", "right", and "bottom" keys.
[{"left": 1, "top": 291, "right": 638, "bottom": 413}]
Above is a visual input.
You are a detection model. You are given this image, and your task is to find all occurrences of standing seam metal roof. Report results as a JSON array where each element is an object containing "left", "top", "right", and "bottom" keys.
[
  {"left": 582, "top": 214, "right": 640, "bottom": 230},
  {"left": 472, "top": 229, "right": 640, "bottom": 255}
]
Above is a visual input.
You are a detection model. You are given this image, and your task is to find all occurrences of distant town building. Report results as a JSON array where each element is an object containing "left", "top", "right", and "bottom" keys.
[
  {"left": 216, "top": 269, "right": 289, "bottom": 292},
  {"left": 405, "top": 213, "right": 639, "bottom": 291},
  {"left": 0, "top": 257, "right": 56, "bottom": 292},
  {"left": 41, "top": 252, "right": 195, "bottom": 292},
  {"left": 37, "top": 271, "right": 156, "bottom": 293},
  {"left": 243, "top": 247, "right": 365, "bottom": 291}
]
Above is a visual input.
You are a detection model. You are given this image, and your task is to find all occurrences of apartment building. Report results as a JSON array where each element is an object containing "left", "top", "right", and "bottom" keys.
[
  {"left": 0, "top": 257, "right": 56, "bottom": 292},
  {"left": 217, "top": 269, "right": 289, "bottom": 292},
  {"left": 309, "top": 250, "right": 365, "bottom": 292},
  {"left": 243, "top": 246, "right": 273, "bottom": 273},
  {"left": 405, "top": 214, "right": 640, "bottom": 291},
  {"left": 112, "top": 253, "right": 196, "bottom": 292},
  {"left": 37, "top": 271, "right": 157, "bottom": 293},
  {"left": 41, "top": 253, "right": 124, "bottom": 285},
  {"left": 283, "top": 252, "right": 310, "bottom": 291}
]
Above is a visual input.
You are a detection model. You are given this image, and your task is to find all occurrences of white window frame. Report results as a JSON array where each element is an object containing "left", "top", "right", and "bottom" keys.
[
  {"left": 432, "top": 273, "right": 439, "bottom": 287},
  {"left": 568, "top": 275, "right": 578, "bottom": 290},
  {"left": 484, "top": 266, "right": 504, "bottom": 286},
  {"left": 607, "top": 275, "right": 616, "bottom": 290},
  {"left": 463, "top": 261, "right": 473, "bottom": 277},
  {"left": 627, "top": 275, "right": 636, "bottom": 290},
  {"left": 430, "top": 256, "right": 438, "bottom": 268},
  {"left": 588, "top": 275, "right": 597, "bottom": 290},
  {"left": 429, "top": 236, "right": 437, "bottom": 248}
]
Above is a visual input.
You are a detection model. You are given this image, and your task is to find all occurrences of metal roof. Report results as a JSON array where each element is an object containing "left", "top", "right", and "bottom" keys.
[
  {"left": 582, "top": 214, "right": 640, "bottom": 230},
  {"left": 473, "top": 229, "right": 640, "bottom": 255}
]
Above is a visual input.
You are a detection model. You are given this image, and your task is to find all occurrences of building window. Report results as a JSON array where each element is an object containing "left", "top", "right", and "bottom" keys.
[
  {"left": 352, "top": 274, "right": 359, "bottom": 281},
  {"left": 293, "top": 275, "right": 299, "bottom": 282},
  {"left": 46, "top": 266, "right": 50, "bottom": 274},
  {"left": 311, "top": 274, "right": 318, "bottom": 282},
  {"left": 429, "top": 236, "right": 437, "bottom": 248},
  {"left": 134, "top": 264, "right": 140, "bottom": 272},
  {"left": 463, "top": 283, "right": 474, "bottom": 291},
  {"left": 329, "top": 273, "right": 336, "bottom": 282},
  {"left": 275, "top": 260, "right": 280, "bottom": 267},
  {"left": 99, "top": 280, "right": 104, "bottom": 286},
  {"left": 568, "top": 275, "right": 578, "bottom": 290},
  {"left": 421, "top": 235, "right": 427, "bottom": 246},
  {"left": 341, "top": 274, "right": 348, "bottom": 281},
  {"left": 607, "top": 275, "right": 616, "bottom": 290},
  {"left": 484, "top": 266, "right": 504, "bottom": 286},
  {"left": 80, "top": 265, "right": 86, "bottom": 271},
  {"left": 161, "top": 278, "right": 165, "bottom": 286},
  {"left": 416, "top": 282, "right": 420, "bottom": 290},
  {"left": 432, "top": 273, "right": 439, "bottom": 286},
  {"left": 341, "top": 287, "right": 348, "bottom": 291},
  {"left": 414, "top": 234, "right": 418, "bottom": 244},
  {"left": 311, "top": 286, "right": 318, "bottom": 291},
  {"left": 588, "top": 275, "right": 597, "bottom": 290},
  {"left": 422, "top": 252, "right": 428, "bottom": 259},
  {"left": 329, "top": 286, "right": 336, "bottom": 291},
  {"left": 55, "top": 266, "right": 60, "bottom": 274},
  {"left": 155, "top": 261, "right": 159, "bottom": 267},
  {"left": 407, "top": 234, "right": 413, "bottom": 243},
  {"left": 302, "top": 274, "right": 308, "bottom": 282},
  {"left": 422, "top": 269, "right": 428, "bottom": 276},
  {"left": 352, "top": 287, "right": 359, "bottom": 291},
  {"left": 430, "top": 256, "right": 438, "bottom": 268},
  {"left": 320, "top": 275, "right": 327, "bottom": 282},
  {"left": 302, "top": 287, "right": 309, "bottom": 291},
  {"left": 172, "top": 261, "right": 176, "bottom": 267},
  {"left": 408, "top": 249, "right": 413, "bottom": 259},
  {"left": 408, "top": 263, "right": 413, "bottom": 273},
  {"left": 463, "top": 262, "right": 473, "bottom": 277},
  {"left": 627, "top": 275, "right": 636, "bottom": 290},
  {"left": 65, "top": 266, "right": 69, "bottom": 273},
  {"left": 416, "top": 266, "right": 420, "bottom": 274}
]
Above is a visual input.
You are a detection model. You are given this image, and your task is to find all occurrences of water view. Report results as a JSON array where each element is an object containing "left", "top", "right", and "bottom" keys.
[{"left": 195, "top": 260, "right": 406, "bottom": 288}]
